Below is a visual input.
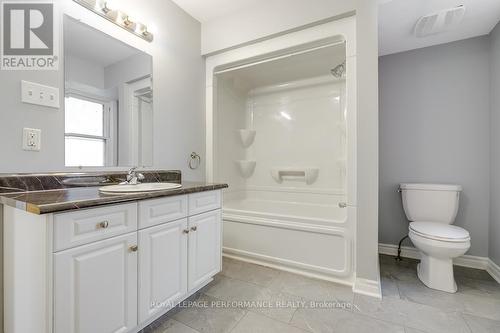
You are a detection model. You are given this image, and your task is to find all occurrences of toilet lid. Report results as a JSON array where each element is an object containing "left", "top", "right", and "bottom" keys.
[{"left": 409, "top": 222, "right": 470, "bottom": 242}]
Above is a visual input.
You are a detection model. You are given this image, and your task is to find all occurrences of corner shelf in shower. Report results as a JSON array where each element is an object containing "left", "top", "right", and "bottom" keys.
[
  {"left": 236, "top": 129, "right": 256, "bottom": 148},
  {"left": 235, "top": 160, "right": 256, "bottom": 178},
  {"left": 271, "top": 167, "right": 319, "bottom": 185}
]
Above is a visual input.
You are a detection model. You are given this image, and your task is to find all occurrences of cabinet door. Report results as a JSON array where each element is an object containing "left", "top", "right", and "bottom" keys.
[
  {"left": 54, "top": 233, "right": 137, "bottom": 333},
  {"left": 188, "top": 210, "right": 222, "bottom": 291},
  {"left": 138, "top": 218, "right": 188, "bottom": 323}
]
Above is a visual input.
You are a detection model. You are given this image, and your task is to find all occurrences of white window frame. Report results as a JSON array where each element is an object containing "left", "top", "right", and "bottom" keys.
[{"left": 64, "top": 90, "right": 117, "bottom": 167}]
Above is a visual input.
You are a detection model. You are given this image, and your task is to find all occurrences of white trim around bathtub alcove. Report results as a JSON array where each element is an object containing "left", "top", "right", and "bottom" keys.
[
  {"left": 488, "top": 260, "right": 500, "bottom": 283},
  {"left": 353, "top": 276, "right": 382, "bottom": 299},
  {"left": 205, "top": 16, "right": 364, "bottom": 292}
]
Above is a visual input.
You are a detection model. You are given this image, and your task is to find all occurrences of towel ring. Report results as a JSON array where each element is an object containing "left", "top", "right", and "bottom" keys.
[{"left": 189, "top": 152, "right": 201, "bottom": 170}]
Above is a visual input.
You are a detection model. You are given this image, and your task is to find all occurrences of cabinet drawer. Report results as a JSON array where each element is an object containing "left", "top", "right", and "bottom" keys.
[
  {"left": 53, "top": 203, "right": 138, "bottom": 252},
  {"left": 139, "top": 195, "right": 188, "bottom": 229},
  {"left": 188, "top": 190, "right": 221, "bottom": 216}
]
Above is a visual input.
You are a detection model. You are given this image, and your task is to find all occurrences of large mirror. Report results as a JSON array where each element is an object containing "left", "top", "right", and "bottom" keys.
[{"left": 64, "top": 16, "right": 153, "bottom": 168}]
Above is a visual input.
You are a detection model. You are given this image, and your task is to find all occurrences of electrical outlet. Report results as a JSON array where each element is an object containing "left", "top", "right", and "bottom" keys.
[
  {"left": 21, "top": 80, "right": 60, "bottom": 109},
  {"left": 22, "top": 128, "right": 41, "bottom": 151}
]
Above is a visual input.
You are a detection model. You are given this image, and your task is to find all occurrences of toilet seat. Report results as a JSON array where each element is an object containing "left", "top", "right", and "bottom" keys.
[{"left": 409, "top": 222, "right": 470, "bottom": 242}]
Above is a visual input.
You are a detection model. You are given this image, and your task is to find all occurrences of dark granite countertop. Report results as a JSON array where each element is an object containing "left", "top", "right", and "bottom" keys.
[{"left": 0, "top": 181, "right": 228, "bottom": 215}]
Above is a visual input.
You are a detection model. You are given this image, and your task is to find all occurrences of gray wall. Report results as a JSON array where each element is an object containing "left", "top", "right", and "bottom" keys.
[
  {"left": 0, "top": 68, "right": 63, "bottom": 172},
  {"left": 379, "top": 36, "right": 491, "bottom": 257},
  {"left": 490, "top": 22, "right": 500, "bottom": 266}
]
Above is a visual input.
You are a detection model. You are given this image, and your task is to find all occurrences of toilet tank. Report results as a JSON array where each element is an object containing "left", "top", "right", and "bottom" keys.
[{"left": 400, "top": 183, "right": 462, "bottom": 224}]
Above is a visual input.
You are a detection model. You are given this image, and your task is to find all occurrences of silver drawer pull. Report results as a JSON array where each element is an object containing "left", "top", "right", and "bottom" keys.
[
  {"left": 98, "top": 221, "right": 109, "bottom": 229},
  {"left": 129, "top": 245, "right": 138, "bottom": 252},
  {"left": 190, "top": 226, "right": 197, "bottom": 232},
  {"left": 183, "top": 229, "right": 190, "bottom": 234}
]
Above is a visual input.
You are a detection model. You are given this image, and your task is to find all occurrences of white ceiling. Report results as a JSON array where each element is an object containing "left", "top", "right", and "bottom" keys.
[
  {"left": 379, "top": 0, "right": 500, "bottom": 56},
  {"left": 171, "top": 0, "right": 268, "bottom": 23},
  {"left": 64, "top": 17, "right": 141, "bottom": 67},
  {"left": 172, "top": 0, "right": 500, "bottom": 56}
]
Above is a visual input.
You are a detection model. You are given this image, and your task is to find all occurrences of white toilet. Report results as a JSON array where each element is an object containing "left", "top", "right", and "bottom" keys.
[{"left": 400, "top": 183, "right": 471, "bottom": 293}]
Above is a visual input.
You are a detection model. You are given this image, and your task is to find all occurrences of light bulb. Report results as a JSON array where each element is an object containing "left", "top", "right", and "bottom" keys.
[
  {"left": 135, "top": 22, "right": 148, "bottom": 35},
  {"left": 94, "top": 0, "right": 110, "bottom": 13}
]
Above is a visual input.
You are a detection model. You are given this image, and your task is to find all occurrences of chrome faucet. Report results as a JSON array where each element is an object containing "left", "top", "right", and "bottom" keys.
[{"left": 121, "top": 167, "right": 145, "bottom": 185}]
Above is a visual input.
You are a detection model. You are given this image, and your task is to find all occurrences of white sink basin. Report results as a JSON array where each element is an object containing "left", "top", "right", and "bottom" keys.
[{"left": 99, "top": 183, "right": 182, "bottom": 193}]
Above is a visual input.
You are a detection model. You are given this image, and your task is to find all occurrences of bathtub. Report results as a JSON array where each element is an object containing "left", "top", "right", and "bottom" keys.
[{"left": 222, "top": 191, "right": 354, "bottom": 283}]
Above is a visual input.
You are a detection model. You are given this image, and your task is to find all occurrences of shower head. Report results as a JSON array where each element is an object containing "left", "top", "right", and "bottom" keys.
[{"left": 331, "top": 62, "right": 346, "bottom": 79}]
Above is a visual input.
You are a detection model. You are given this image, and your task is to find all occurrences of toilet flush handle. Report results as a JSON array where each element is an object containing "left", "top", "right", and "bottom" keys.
[{"left": 338, "top": 202, "right": 347, "bottom": 208}]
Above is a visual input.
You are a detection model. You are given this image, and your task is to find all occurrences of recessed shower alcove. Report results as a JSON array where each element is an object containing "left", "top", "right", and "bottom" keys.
[{"left": 206, "top": 18, "right": 357, "bottom": 286}]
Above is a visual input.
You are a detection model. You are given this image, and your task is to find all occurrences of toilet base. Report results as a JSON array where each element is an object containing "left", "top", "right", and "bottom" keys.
[{"left": 417, "top": 256, "right": 457, "bottom": 293}]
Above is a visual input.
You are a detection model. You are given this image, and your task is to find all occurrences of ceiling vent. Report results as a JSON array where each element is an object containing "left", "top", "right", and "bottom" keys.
[{"left": 414, "top": 5, "right": 466, "bottom": 38}]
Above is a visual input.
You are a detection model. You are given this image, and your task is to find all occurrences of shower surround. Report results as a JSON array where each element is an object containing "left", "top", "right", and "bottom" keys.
[
  {"left": 205, "top": 17, "right": 361, "bottom": 290},
  {"left": 217, "top": 70, "right": 352, "bottom": 283}
]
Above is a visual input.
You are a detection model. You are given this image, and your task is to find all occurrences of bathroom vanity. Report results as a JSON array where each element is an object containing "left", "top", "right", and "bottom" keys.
[{"left": 0, "top": 172, "right": 227, "bottom": 333}]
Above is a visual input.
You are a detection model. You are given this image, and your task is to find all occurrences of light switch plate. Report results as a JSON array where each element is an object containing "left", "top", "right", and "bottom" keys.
[
  {"left": 23, "top": 128, "right": 41, "bottom": 151},
  {"left": 21, "top": 80, "right": 60, "bottom": 109}
]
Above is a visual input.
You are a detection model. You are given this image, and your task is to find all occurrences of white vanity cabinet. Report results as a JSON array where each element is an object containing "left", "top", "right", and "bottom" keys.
[
  {"left": 3, "top": 189, "right": 222, "bottom": 333},
  {"left": 138, "top": 218, "right": 188, "bottom": 323},
  {"left": 54, "top": 233, "right": 138, "bottom": 333},
  {"left": 188, "top": 210, "right": 222, "bottom": 291}
]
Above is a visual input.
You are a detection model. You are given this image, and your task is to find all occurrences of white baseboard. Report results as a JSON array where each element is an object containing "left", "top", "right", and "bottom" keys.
[
  {"left": 487, "top": 259, "right": 500, "bottom": 283},
  {"left": 455, "top": 255, "right": 490, "bottom": 270},
  {"left": 379, "top": 243, "right": 500, "bottom": 283},
  {"left": 353, "top": 278, "right": 382, "bottom": 298},
  {"left": 353, "top": 261, "right": 382, "bottom": 299},
  {"left": 379, "top": 243, "right": 420, "bottom": 261}
]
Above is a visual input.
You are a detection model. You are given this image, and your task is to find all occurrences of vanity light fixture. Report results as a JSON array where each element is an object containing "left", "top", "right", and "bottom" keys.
[{"left": 73, "top": 0, "right": 154, "bottom": 42}]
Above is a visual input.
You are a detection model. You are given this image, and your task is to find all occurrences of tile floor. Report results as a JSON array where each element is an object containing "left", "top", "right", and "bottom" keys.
[{"left": 142, "top": 255, "right": 500, "bottom": 333}]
